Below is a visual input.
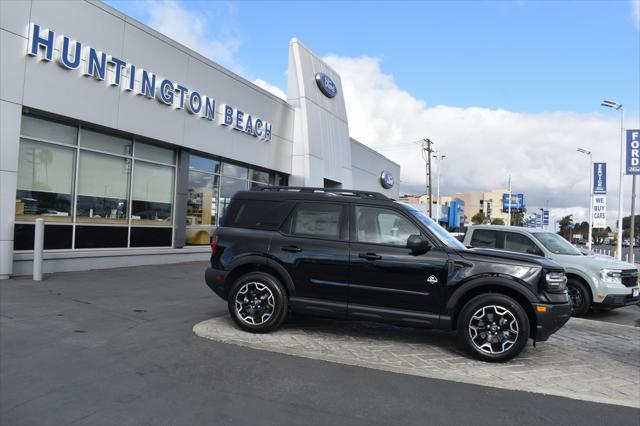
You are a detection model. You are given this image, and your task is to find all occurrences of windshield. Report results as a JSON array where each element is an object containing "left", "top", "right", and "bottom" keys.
[
  {"left": 398, "top": 203, "right": 466, "bottom": 250},
  {"left": 532, "top": 232, "right": 581, "bottom": 255}
]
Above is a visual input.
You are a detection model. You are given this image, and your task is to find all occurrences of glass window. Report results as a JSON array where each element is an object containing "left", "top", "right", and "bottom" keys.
[
  {"left": 355, "top": 206, "right": 418, "bottom": 246},
  {"left": 505, "top": 232, "right": 541, "bottom": 255},
  {"left": 80, "top": 128, "right": 132, "bottom": 156},
  {"left": 76, "top": 151, "right": 130, "bottom": 224},
  {"left": 20, "top": 115, "right": 77, "bottom": 145},
  {"left": 189, "top": 154, "right": 220, "bottom": 173},
  {"left": 250, "top": 169, "right": 270, "bottom": 184},
  {"left": 186, "top": 171, "right": 219, "bottom": 245},
  {"left": 273, "top": 174, "right": 288, "bottom": 186},
  {"left": 130, "top": 227, "right": 172, "bottom": 247},
  {"left": 135, "top": 141, "right": 175, "bottom": 164},
  {"left": 13, "top": 223, "right": 72, "bottom": 250},
  {"left": 16, "top": 139, "right": 75, "bottom": 222},
  {"left": 75, "top": 225, "right": 128, "bottom": 248},
  {"left": 131, "top": 161, "right": 174, "bottom": 226},
  {"left": 226, "top": 200, "right": 287, "bottom": 229},
  {"left": 219, "top": 177, "right": 248, "bottom": 223},
  {"left": 222, "top": 163, "right": 248, "bottom": 179},
  {"left": 292, "top": 203, "right": 342, "bottom": 239},
  {"left": 470, "top": 229, "right": 500, "bottom": 248},
  {"left": 532, "top": 232, "right": 581, "bottom": 255}
]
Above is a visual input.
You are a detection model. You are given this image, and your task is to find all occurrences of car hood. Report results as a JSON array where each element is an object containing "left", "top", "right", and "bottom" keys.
[
  {"left": 555, "top": 253, "right": 637, "bottom": 271},
  {"left": 460, "top": 247, "right": 562, "bottom": 270}
]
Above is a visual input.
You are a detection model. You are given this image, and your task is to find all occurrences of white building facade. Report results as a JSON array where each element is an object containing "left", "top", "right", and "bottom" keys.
[{"left": 0, "top": 0, "right": 400, "bottom": 278}]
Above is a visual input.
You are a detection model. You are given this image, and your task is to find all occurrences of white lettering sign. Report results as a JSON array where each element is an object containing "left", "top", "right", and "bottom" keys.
[{"left": 592, "top": 196, "right": 607, "bottom": 229}]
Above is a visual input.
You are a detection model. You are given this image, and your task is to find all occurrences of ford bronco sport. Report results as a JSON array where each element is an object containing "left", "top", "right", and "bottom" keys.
[{"left": 205, "top": 187, "right": 571, "bottom": 362}]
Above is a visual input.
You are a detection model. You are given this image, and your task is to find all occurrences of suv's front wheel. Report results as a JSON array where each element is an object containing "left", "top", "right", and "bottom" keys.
[
  {"left": 228, "top": 272, "right": 288, "bottom": 333},
  {"left": 457, "top": 294, "right": 530, "bottom": 362}
]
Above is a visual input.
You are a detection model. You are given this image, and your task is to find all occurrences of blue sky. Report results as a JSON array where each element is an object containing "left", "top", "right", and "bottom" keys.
[{"left": 107, "top": 0, "right": 639, "bottom": 114}]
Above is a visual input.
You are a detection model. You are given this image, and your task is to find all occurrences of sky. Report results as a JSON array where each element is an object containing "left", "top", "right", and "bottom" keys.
[{"left": 105, "top": 0, "right": 640, "bottom": 227}]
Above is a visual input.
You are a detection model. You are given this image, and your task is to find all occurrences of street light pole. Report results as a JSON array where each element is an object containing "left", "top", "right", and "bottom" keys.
[
  {"left": 577, "top": 148, "right": 593, "bottom": 250},
  {"left": 601, "top": 100, "right": 624, "bottom": 260}
]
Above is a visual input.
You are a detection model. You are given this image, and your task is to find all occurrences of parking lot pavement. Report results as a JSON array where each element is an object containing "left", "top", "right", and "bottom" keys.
[
  {"left": 2, "top": 262, "right": 639, "bottom": 426},
  {"left": 583, "top": 304, "right": 640, "bottom": 327},
  {"left": 195, "top": 314, "right": 640, "bottom": 408}
]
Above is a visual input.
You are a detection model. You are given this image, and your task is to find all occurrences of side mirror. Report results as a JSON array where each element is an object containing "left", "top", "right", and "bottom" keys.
[{"left": 407, "top": 234, "right": 431, "bottom": 254}]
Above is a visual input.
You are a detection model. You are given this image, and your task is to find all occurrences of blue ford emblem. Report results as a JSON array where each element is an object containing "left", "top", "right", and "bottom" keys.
[
  {"left": 315, "top": 73, "right": 338, "bottom": 98},
  {"left": 380, "top": 170, "right": 394, "bottom": 189}
]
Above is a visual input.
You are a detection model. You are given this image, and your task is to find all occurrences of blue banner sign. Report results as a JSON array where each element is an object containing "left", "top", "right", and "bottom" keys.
[
  {"left": 535, "top": 213, "right": 542, "bottom": 227},
  {"left": 502, "top": 193, "right": 524, "bottom": 210},
  {"left": 543, "top": 210, "right": 549, "bottom": 225},
  {"left": 593, "top": 162, "right": 607, "bottom": 194},
  {"left": 626, "top": 130, "right": 640, "bottom": 175}
]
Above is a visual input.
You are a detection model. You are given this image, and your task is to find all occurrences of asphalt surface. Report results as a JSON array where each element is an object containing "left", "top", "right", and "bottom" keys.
[
  {"left": 1, "top": 262, "right": 639, "bottom": 426},
  {"left": 586, "top": 244, "right": 640, "bottom": 262},
  {"left": 583, "top": 303, "right": 640, "bottom": 327}
]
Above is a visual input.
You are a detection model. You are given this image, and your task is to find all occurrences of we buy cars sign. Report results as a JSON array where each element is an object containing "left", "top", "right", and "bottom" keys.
[{"left": 626, "top": 130, "right": 640, "bottom": 175}]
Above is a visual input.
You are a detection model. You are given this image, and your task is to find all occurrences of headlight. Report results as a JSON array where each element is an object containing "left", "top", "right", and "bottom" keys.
[
  {"left": 545, "top": 272, "right": 567, "bottom": 293},
  {"left": 600, "top": 269, "right": 622, "bottom": 285}
]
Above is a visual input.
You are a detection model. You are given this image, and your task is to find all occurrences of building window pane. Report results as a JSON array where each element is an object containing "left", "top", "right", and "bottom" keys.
[
  {"left": 130, "top": 227, "right": 172, "bottom": 247},
  {"left": 20, "top": 115, "right": 77, "bottom": 145},
  {"left": 249, "top": 181, "right": 268, "bottom": 190},
  {"left": 75, "top": 226, "right": 128, "bottom": 248},
  {"left": 222, "top": 163, "right": 248, "bottom": 179},
  {"left": 135, "top": 141, "right": 175, "bottom": 164},
  {"left": 80, "top": 128, "right": 132, "bottom": 156},
  {"left": 16, "top": 139, "right": 74, "bottom": 222},
  {"left": 186, "top": 171, "right": 218, "bottom": 245},
  {"left": 219, "top": 177, "right": 248, "bottom": 223},
  {"left": 273, "top": 174, "right": 288, "bottom": 186},
  {"left": 13, "top": 223, "right": 73, "bottom": 250},
  {"left": 131, "top": 161, "right": 174, "bottom": 226},
  {"left": 76, "top": 151, "right": 130, "bottom": 224},
  {"left": 189, "top": 154, "right": 220, "bottom": 173},
  {"left": 250, "top": 169, "right": 270, "bottom": 184}
]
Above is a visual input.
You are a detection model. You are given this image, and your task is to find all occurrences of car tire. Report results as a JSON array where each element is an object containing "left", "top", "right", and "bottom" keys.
[
  {"left": 567, "top": 279, "right": 591, "bottom": 317},
  {"left": 227, "top": 272, "right": 288, "bottom": 333},
  {"left": 457, "top": 294, "right": 530, "bottom": 363}
]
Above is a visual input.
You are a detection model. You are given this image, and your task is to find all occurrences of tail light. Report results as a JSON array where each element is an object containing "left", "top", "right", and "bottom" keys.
[{"left": 210, "top": 234, "right": 219, "bottom": 257}]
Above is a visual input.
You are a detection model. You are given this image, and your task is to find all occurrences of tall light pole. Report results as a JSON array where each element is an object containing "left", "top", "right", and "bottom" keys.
[
  {"left": 577, "top": 148, "right": 593, "bottom": 250},
  {"left": 420, "top": 139, "right": 435, "bottom": 217},
  {"left": 601, "top": 99, "right": 624, "bottom": 260},
  {"left": 433, "top": 154, "right": 446, "bottom": 223}
]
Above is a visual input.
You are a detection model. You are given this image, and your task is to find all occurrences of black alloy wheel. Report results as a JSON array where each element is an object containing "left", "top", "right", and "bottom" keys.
[
  {"left": 566, "top": 279, "right": 591, "bottom": 317},
  {"left": 228, "top": 272, "right": 288, "bottom": 333}
]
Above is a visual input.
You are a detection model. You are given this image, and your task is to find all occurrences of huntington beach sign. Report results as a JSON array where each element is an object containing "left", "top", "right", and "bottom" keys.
[{"left": 27, "top": 23, "right": 273, "bottom": 141}]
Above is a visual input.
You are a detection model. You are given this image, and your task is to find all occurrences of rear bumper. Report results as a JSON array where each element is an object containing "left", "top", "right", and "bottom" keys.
[
  {"left": 534, "top": 302, "right": 572, "bottom": 342},
  {"left": 205, "top": 267, "right": 228, "bottom": 300}
]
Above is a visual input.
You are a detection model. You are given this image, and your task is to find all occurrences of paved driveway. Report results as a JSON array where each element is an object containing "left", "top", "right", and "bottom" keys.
[{"left": 195, "top": 313, "right": 640, "bottom": 408}]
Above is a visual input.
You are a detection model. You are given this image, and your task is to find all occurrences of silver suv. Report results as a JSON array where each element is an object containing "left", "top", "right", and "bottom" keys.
[{"left": 463, "top": 225, "right": 639, "bottom": 316}]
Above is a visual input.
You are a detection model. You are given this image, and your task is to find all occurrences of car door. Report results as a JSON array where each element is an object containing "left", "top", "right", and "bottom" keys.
[
  {"left": 270, "top": 201, "right": 349, "bottom": 317},
  {"left": 347, "top": 204, "right": 449, "bottom": 325}
]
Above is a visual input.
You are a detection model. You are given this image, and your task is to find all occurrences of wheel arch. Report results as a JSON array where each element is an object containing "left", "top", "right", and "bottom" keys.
[
  {"left": 225, "top": 256, "right": 296, "bottom": 299},
  {"left": 564, "top": 271, "right": 594, "bottom": 300},
  {"left": 446, "top": 277, "right": 538, "bottom": 339}
]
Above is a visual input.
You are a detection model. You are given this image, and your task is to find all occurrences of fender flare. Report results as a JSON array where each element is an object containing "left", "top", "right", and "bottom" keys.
[
  {"left": 227, "top": 255, "right": 296, "bottom": 296},
  {"left": 444, "top": 275, "right": 538, "bottom": 321}
]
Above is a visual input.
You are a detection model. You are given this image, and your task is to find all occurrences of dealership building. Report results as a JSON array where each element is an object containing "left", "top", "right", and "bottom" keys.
[{"left": 0, "top": 0, "right": 400, "bottom": 279}]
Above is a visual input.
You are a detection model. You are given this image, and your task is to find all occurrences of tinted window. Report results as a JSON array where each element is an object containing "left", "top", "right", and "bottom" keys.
[
  {"left": 355, "top": 206, "right": 419, "bottom": 246},
  {"left": 227, "top": 200, "right": 291, "bottom": 229},
  {"left": 470, "top": 229, "right": 499, "bottom": 248},
  {"left": 291, "top": 203, "right": 342, "bottom": 239},
  {"left": 505, "top": 232, "right": 540, "bottom": 255}
]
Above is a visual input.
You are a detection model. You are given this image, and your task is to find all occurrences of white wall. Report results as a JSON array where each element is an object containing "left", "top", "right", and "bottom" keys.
[{"left": 350, "top": 139, "right": 401, "bottom": 198}]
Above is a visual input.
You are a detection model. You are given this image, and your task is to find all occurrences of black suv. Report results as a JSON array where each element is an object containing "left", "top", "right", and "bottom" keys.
[{"left": 205, "top": 187, "right": 571, "bottom": 362}]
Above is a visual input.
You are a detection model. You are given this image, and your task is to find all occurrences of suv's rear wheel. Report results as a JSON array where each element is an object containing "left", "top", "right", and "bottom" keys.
[
  {"left": 228, "top": 272, "right": 288, "bottom": 333},
  {"left": 566, "top": 278, "right": 591, "bottom": 317},
  {"left": 457, "top": 294, "right": 530, "bottom": 362}
]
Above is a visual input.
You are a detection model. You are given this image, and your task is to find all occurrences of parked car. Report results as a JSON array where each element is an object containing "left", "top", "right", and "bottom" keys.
[
  {"left": 205, "top": 187, "right": 571, "bottom": 362},
  {"left": 463, "top": 225, "right": 640, "bottom": 317}
]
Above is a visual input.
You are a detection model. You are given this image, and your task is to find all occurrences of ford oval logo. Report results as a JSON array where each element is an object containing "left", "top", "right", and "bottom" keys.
[
  {"left": 315, "top": 73, "right": 338, "bottom": 98},
  {"left": 380, "top": 170, "right": 394, "bottom": 189}
]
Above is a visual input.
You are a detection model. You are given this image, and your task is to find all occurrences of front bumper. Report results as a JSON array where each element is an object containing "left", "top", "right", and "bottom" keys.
[
  {"left": 205, "top": 267, "right": 229, "bottom": 300},
  {"left": 534, "top": 302, "right": 572, "bottom": 342},
  {"left": 598, "top": 291, "right": 640, "bottom": 308}
]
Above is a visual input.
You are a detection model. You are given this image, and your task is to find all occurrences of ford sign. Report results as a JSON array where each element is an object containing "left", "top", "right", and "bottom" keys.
[
  {"left": 315, "top": 73, "right": 338, "bottom": 98},
  {"left": 380, "top": 170, "right": 394, "bottom": 189}
]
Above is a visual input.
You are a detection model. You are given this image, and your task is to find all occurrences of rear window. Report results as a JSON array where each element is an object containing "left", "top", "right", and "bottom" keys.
[
  {"left": 224, "top": 200, "right": 292, "bottom": 229},
  {"left": 470, "top": 229, "right": 501, "bottom": 248}
]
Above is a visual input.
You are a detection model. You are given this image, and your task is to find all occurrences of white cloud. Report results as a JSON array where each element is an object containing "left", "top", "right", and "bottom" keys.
[
  {"left": 142, "top": 0, "right": 243, "bottom": 74},
  {"left": 252, "top": 79, "right": 287, "bottom": 100},
  {"left": 322, "top": 55, "right": 639, "bottom": 226},
  {"left": 633, "top": 0, "right": 640, "bottom": 29}
]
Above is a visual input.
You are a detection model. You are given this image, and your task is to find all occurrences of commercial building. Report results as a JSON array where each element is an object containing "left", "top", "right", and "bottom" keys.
[{"left": 0, "top": 1, "right": 400, "bottom": 278}]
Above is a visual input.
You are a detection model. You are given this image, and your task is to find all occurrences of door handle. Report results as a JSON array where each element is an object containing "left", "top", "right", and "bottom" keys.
[
  {"left": 281, "top": 245, "right": 302, "bottom": 253},
  {"left": 358, "top": 252, "right": 382, "bottom": 261}
]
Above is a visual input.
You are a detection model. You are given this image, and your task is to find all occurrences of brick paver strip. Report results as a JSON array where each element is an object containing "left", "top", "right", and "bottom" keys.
[{"left": 193, "top": 316, "right": 640, "bottom": 408}]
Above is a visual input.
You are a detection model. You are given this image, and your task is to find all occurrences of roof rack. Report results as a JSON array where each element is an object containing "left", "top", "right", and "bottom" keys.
[{"left": 256, "top": 186, "right": 389, "bottom": 200}]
